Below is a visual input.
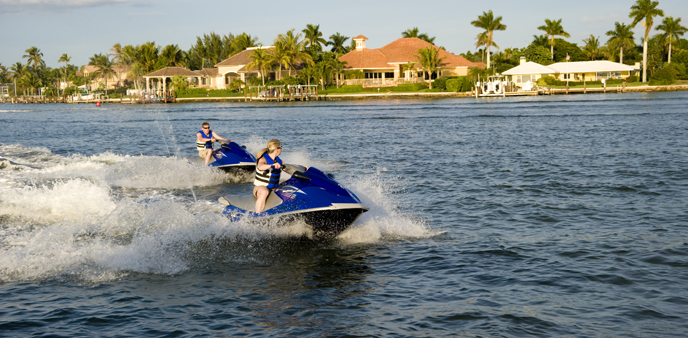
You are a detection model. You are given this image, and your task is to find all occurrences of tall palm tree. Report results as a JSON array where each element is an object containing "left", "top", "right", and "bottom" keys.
[
  {"left": 161, "top": 44, "right": 186, "bottom": 67},
  {"left": 656, "top": 16, "right": 687, "bottom": 63},
  {"left": 302, "top": 24, "right": 327, "bottom": 53},
  {"left": 23, "top": 46, "right": 45, "bottom": 77},
  {"left": 537, "top": 19, "right": 570, "bottom": 60},
  {"left": 58, "top": 53, "right": 71, "bottom": 95},
  {"left": 582, "top": 35, "right": 603, "bottom": 60},
  {"left": 246, "top": 47, "right": 276, "bottom": 85},
  {"left": 630, "top": 0, "right": 664, "bottom": 82},
  {"left": 328, "top": 33, "right": 349, "bottom": 54},
  {"left": 415, "top": 46, "right": 446, "bottom": 89},
  {"left": 273, "top": 29, "right": 314, "bottom": 77},
  {"left": 606, "top": 22, "right": 636, "bottom": 64},
  {"left": 401, "top": 61, "right": 416, "bottom": 80},
  {"left": 470, "top": 10, "right": 506, "bottom": 69}
]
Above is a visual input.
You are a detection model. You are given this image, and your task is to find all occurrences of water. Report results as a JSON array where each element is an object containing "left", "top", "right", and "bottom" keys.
[{"left": 1, "top": 93, "right": 687, "bottom": 337}]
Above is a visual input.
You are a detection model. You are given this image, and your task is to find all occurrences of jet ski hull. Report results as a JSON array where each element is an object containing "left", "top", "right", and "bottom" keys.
[
  {"left": 221, "top": 167, "right": 368, "bottom": 241},
  {"left": 209, "top": 141, "right": 256, "bottom": 172}
]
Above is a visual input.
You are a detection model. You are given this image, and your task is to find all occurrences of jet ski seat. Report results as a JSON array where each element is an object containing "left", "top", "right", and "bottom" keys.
[{"left": 218, "top": 191, "right": 283, "bottom": 211}]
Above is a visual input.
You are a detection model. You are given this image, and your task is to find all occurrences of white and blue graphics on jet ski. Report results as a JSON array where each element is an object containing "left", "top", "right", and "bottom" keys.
[
  {"left": 208, "top": 140, "right": 257, "bottom": 172},
  {"left": 219, "top": 166, "right": 369, "bottom": 240}
]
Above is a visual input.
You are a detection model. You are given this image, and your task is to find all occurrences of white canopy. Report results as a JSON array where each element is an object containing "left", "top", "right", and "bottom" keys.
[{"left": 502, "top": 62, "right": 555, "bottom": 75}]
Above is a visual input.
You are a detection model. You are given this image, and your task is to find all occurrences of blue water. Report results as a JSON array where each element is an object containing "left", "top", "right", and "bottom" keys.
[{"left": 1, "top": 92, "right": 687, "bottom": 337}]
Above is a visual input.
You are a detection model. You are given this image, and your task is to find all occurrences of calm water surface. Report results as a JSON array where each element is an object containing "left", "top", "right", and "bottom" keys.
[{"left": 1, "top": 93, "right": 687, "bottom": 337}]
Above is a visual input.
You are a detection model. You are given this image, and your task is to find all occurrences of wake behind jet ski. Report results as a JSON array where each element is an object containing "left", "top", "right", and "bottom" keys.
[{"left": 219, "top": 166, "right": 369, "bottom": 240}]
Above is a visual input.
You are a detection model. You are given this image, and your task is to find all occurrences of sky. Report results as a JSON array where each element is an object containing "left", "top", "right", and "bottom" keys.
[{"left": 1, "top": 0, "right": 687, "bottom": 69}]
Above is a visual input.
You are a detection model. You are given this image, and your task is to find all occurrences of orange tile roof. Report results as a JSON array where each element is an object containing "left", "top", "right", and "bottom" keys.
[
  {"left": 353, "top": 35, "right": 368, "bottom": 40},
  {"left": 339, "top": 37, "right": 480, "bottom": 70},
  {"left": 144, "top": 67, "right": 201, "bottom": 77}
]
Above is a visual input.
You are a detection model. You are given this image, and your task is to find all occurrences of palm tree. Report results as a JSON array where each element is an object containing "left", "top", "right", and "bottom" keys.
[
  {"left": 57, "top": 53, "right": 71, "bottom": 95},
  {"left": 161, "top": 44, "right": 186, "bottom": 67},
  {"left": 606, "top": 22, "right": 636, "bottom": 64},
  {"left": 402, "top": 27, "right": 436, "bottom": 44},
  {"left": 273, "top": 29, "right": 314, "bottom": 77},
  {"left": 23, "top": 46, "right": 45, "bottom": 77},
  {"left": 89, "top": 54, "right": 115, "bottom": 95},
  {"left": 582, "top": 35, "right": 603, "bottom": 60},
  {"left": 415, "top": 46, "right": 446, "bottom": 89},
  {"left": 328, "top": 58, "right": 347, "bottom": 88},
  {"left": 531, "top": 34, "right": 550, "bottom": 48},
  {"left": 401, "top": 61, "right": 416, "bottom": 80},
  {"left": 328, "top": 33, "right": 349, "bottom": 54},
  {"left": 656, "top": 16, "right": 687, "bottom": 63},
  {"left": 231, "top": 33, "right": 259, "bottom": 54},
  {"left": 630, "top": 0, "right": 664, "bottom": 82},
  {"left": 470, "top": 10, "right": 506, "bottom": 69},
  {"left": 537, "top": 19, "right": 570, "bottom": 60},
  {"left": 246, "top": 47, "right": 276, "bottom": 85},
  {"left": 302, "top": 24, "right": 328, "bottom": 53}
]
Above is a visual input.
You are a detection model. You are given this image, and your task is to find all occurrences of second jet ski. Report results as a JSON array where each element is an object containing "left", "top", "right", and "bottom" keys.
[{"left": 207, "top": 140, "right": 257, "bottom": 172}]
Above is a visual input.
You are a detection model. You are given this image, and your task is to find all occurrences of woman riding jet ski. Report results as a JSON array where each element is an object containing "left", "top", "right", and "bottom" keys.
[{"left": 219, "top": 139, "right": 368, "bottom": 240}]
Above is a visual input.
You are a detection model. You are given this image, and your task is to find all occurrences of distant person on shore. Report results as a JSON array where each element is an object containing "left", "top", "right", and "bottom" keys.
[{"left": 196, "top": 122, "right": 230, "bottom": 166}]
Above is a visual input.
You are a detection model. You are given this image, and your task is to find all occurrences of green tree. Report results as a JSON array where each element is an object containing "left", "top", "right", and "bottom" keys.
[
  {"left": 582, "top": 35, "right": 603, "bottom": 60},
  {"left": 23, "top": 46, "right": 45, "bottom": 77},
  {"left": 328, "top": 33, "right": 349, "bottom": 54},
  {"left": 161, "top": 44, "right": 186, "bottom": 67},
  {"left": 57, "top": 53, "right": 71, "bottom": 95},
  {"left": 537, "top": 19, "right": 570, "bottom": 60},
  {"left": 273, "top": 29, "right": 314, "bottom": 78},
  {"left": 170, "top": 75, "right": 188, "bottom": 90},
  {"left": 531, "top": 35, "right": 550, "bottom": 48},
  {"left": 630, "top": 0, "right": 664, "bottom": 82},
  {"left": 524, "top": 44, "right": 555, "bottom": 65},
  {"left": 606, "top": 22, "right": 636, "bottom": 64},
  {"left": 415, "top": 46, "right": 446, "bottom": 89},
  {"left": 246, "top": 47, "right": 276, "bottom": 85},
  {"left": 470, "top": 10, "right": 506, "bottom": 69},
  {"left": 230, "top": 33, "right": 259, "bottom": 54},
  {"left": 89, "top": 54, "right": 116, "bottom": 95},
  {"left": 402, "top": 27, "right": 436, "bottom": 44},
  {"left": 656, "top": 16, "right": 687, "bottom": 63},
  {"left": 302, "top": 24, "right": 327, "bottom": 54}
]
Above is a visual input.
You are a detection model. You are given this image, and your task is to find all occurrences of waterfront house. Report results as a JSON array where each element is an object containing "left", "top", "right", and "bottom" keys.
[
  {"left": 338, "top": 35, "right": 481, "bottom": 87},
  {"left": 503, "top": 57, "right": 640, "bottom": 87},
  {"left": 213, "top": 46, "right": 307, "bottom": 89},
  {"left": 143, "top": 67, "right": 204, "bottom": 94},
  {"left": 80, "top": 65, "right": 131, "bottom": 90}
]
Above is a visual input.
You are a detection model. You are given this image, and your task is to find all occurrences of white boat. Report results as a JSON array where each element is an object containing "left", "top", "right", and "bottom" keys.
[{"left": 476, "top": 75, "right": 507, "bottom": 97}]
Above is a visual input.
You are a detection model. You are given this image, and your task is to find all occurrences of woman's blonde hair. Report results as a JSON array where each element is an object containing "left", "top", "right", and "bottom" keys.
[{"left": 256, "top": 139, "right": 281, "bottom": 159}]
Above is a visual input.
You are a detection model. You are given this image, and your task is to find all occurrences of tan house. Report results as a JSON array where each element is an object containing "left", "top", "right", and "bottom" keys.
[
  {"left": 212, "top": 46, "right": 305, "bottom": 89},
  {"left": 143, "top": 67, "right": 204, "bottom": 93},
  {"left": 339, "top": 35, "right": 482, "bottom": 86},
  {"left": 80, "top": 65, "right": 131, "bottom": 90}
]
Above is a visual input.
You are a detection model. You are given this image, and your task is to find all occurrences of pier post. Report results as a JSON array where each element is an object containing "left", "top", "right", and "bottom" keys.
[
  {"left": 566, "top": 82, "right": 569, "bottom": 94},
  {"left": 604, "top": 81, "right": 606, "bottom": 93},
  {"left": 584, "top": 82, "right": 586, "bottom": 94}
]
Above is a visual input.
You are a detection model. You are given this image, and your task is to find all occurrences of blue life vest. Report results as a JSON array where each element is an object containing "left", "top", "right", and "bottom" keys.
[
  {"left": 254, "top": 154, "right": 283, "bottom": 189},
  {"left": 196, "top": 130, "right": 213, "bottom": 150}
]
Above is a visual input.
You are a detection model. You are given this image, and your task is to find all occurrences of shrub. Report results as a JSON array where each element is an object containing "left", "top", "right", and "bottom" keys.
[
  {"left": 282, "top": 75, "right": 304, "bottom": 86},
  {"left": 432, "top": 76, "right": 456, "bottom": 91},
  {"left": 649, "top": 68, "right": 678, "bottom": 86},
  {"left": 344, "top": 70, "right": 365, "bottom": 79},
  {"left": 446, "top": 77, "right": 471, "bottom": 92},
  {"left": 391, "top": 83, "right": 428, "bottom": 91},
  {"left": 228, "top": 79, "right": 244, "bottom": 92},
  {"left": 626, "top": 75, "right": 639, "bottom": 83},
  {"left": 175, "top": 88, "right": 242, "bottom": 98},
  {"left": 664, "top": 62, "right": 687, "bottom": 80},
  {"left": 540, "top": 76, "right": 557, "bottom": 85}
]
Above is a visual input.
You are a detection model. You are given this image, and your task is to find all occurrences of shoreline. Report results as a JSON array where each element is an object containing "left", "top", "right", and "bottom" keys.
[{"left": 3, "top": 84, "right": 688, "bottom": 104}]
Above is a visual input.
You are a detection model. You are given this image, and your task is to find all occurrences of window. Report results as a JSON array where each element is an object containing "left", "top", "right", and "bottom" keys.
[
  {"left": 365, "top": 72, "right": 382, "bottom": 79},
  {"left": 384, "top": 72, "right": 394, "bottom": 79},
  {"left": 202, "top": 78, "right": 207, "bottom": 85}
]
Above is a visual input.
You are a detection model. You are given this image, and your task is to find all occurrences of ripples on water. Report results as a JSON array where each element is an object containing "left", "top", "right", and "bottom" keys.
[{"left": 1, "top": 92, "right": 687, "bottom": 337}]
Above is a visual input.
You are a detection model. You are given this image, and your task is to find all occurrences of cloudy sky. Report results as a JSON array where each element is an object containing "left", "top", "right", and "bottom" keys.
[{"left": 1, "top": 0, "right": 686, "bottom": 68}]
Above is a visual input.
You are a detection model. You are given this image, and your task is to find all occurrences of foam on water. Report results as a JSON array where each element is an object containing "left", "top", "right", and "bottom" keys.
[{"left": 0, "top": 142, "right": 434, "bottom": 282}]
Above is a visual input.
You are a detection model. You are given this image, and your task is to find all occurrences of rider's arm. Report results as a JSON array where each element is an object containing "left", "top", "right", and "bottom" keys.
[
  {"left": 211, "top": 133, "right": 230, "bottom": 142},
  {"left": 256, "top": 158, "right": 273, "bottom": 171}
]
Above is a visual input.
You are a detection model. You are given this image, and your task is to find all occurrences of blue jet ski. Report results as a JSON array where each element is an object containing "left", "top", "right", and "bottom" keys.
[
  {"left": 219, "top": 166, "right": 369, "bottom": 240},
  {"left": 208, "top": 140, "right": 257, "bottom": 172}
]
